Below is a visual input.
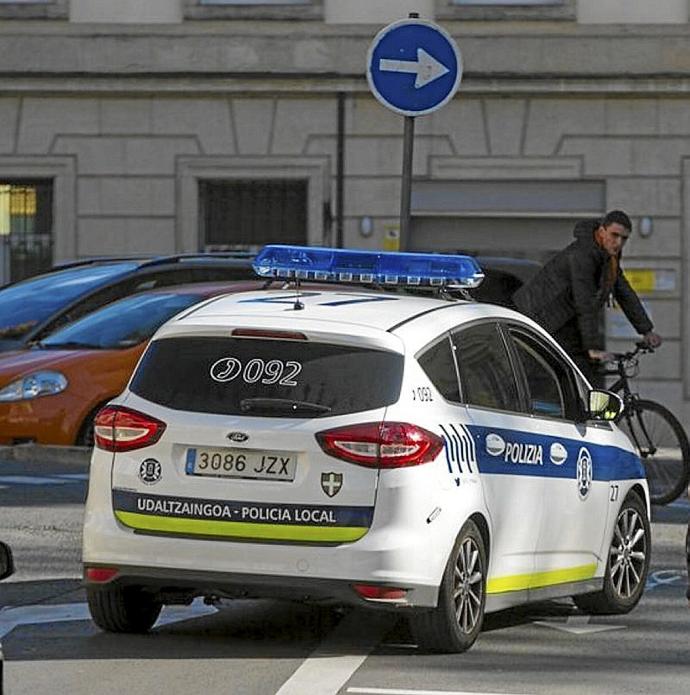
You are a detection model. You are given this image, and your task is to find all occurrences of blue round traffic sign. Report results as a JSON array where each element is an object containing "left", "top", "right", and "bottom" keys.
[{"left": 367, "top": 19, "right": 462, "bottom": 117}]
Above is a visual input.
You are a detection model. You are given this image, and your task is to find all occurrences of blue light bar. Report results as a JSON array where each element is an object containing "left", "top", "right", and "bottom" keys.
[{"left": 252, "top": 245, "right": 484, "bottom": 289}]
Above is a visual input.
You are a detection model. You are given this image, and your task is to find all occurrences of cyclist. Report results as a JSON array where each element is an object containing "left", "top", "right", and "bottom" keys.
[{"left": 514, "top": 210, "right": 662, "bottom": 385}]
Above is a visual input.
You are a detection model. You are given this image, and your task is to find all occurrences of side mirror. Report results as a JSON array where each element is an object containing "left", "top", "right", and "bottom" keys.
[
  {"left": 588, "top": 389, "right": 624, "bottom": 421},
  {"left": 0, "top": 541, "right": 14, "bottom": 580}
]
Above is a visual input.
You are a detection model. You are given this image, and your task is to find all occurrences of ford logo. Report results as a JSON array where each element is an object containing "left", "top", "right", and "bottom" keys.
[{"left": 227, "top": 432, "right": 249, "bottom": 443}]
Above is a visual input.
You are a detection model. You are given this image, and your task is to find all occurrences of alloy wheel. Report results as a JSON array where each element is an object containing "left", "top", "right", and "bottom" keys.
[
  {"left": 452, "top": 537, "right": 483, "bottom": 634},
  {"left": 610, "top": 507, "right": 647, "bottom": 599}
]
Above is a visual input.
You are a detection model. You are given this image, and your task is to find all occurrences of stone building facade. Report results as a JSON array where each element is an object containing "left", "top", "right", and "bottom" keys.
[{"left": 0, "top": 0, "right": 689, "bottom": 423}]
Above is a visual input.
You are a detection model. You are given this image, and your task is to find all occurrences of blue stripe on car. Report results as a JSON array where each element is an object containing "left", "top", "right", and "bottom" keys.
[{"left": 464, "top": 425, "right": 644, "bottom": 481}]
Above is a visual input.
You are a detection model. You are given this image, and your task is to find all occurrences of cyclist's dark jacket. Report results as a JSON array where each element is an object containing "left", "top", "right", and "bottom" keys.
[{"left": 513, "top": 219, "right": 653, "bottom": 353}]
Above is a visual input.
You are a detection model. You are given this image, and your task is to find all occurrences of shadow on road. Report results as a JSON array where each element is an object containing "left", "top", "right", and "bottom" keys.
[{"left": 2, "top": 595, "right": 346, "bottom": 662}]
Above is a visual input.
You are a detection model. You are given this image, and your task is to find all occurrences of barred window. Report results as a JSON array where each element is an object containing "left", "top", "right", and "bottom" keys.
[
  {"left": 0, "top": 181, "right": 53, "bottom": 284},
  {"left": 0, "top": 1, "right": 67, "bottom": 19},
  {"left": 452, "top": 1, "right": 563, "bottom": 4},
  {"left": 200, "top": 179, "right": 307, "bottom": 253},
  {"left": 439, "top": 0, "right": 573, "bottom": 20},
  {"left": 199, "top": 1, "right": 310, "bottom": 4},
  {"left": 186, "top": 0, "right": 320, "bottom": 19}
]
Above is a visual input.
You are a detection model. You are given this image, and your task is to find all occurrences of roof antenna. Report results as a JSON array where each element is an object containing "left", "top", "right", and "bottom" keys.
[
  {"left": 293, "top": 277, "right": 304, "bottom": 310},
  {"left": 439, "top": 284, "right": 471, "bottom": 302}
]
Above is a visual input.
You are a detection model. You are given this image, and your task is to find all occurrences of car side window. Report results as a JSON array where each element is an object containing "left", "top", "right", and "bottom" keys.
[
  {"left": 34, "top": 281, "right": 137, "bottom": 340},
  {"left": 452, "top": 322, "right": 520, "bottom": 412},
  {"left": 507, "top": 326, "right": 583, "bottom": 421},
  {"left": 510, "top": 332, "right": 565, "bottom": 419},
  {"left": 417, "top": 335, "right": 461, "bottom": 403},
  {"left": 131, "top": 269, "right": 194, "bottom": 291}
]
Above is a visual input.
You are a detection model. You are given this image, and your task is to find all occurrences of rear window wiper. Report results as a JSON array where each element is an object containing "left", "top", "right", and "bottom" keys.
[{"left": 239, "top": 397, "right": 332, "bottom": 415}]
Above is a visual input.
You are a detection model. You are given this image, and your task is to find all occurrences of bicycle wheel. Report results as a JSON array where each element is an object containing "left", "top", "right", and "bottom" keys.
[{"left": 619, "top": 399, "right": 690, "bottom": 505}]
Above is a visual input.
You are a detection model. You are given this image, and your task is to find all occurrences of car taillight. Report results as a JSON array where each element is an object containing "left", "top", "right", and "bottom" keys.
[
  {"left": 85, "top": 566, "right": 119, "bottom": 583},
  {"left": 94, "top": 405, "right": 166, "bottom": 452},
  {"left": 315, "top": 422, "right": 443, "bottom": 469},
  {"left": 352, "top": 584, "right": 408, "bottom": 601}
]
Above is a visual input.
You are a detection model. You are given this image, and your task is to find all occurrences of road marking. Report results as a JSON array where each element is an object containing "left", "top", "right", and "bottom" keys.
[
  {"left": 347, "top": 689, "right": 531, "bottom": 695},
  {"left": 0, "top": 474, "right": 88, "bottom": 487},
  {"left": 534, "top": 614, "right": 625, "bottom": 635},
  {"left": 0, "top": 597, "right": 217, "bottom": 639},
  {"left": 646, "top": 569, "right": 685, "bottom": 590},
  {"left": 275, "top": 612, "right": 393, "bottom": 695},
  {"left": 154, "top": 598, "right": 218, "bottom": 627},
  {"left": 0, "top": 602, "right": 91, "bottom": 639}
]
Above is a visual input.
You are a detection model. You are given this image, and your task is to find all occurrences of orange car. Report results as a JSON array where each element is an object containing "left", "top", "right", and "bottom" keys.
[{"left": 0, "top": 281, "right": 261, "bottom": 446}]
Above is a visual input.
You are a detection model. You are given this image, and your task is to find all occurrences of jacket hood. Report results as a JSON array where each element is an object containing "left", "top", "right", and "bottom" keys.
[{"left": 573, "top": 218, "right": 601, "bottom": 240}]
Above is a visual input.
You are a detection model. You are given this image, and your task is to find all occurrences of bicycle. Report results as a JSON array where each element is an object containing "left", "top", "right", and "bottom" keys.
[{"left": 600, "top": 343, "right": 690, "bottom": 506}]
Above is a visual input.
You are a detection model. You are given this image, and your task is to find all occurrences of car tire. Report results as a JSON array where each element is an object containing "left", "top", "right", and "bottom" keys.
[
  {"left": 410, "top": 519, "right": 487, "bottom": 653},
  {"left": 76, "top": 402, "right": 109, "bottom": 448},
  {"left": 573, "top": 491, "right": 650, "bottom": 615},
  {"left": 87, "top": 585, "right": 162, "bottom": 633}
]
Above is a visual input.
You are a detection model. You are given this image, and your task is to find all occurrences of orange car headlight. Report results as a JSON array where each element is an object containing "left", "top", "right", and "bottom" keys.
[{"left": 0, "top": 371, "right": 68, "bottom": 402}]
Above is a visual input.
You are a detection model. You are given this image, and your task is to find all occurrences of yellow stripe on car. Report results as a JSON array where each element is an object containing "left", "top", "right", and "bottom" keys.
[
  {"left": 115, "top": 510, "right": 368, "bottom": 543},
  {"left": 487, "top": 563, "right": 597, "bottom": 594}
]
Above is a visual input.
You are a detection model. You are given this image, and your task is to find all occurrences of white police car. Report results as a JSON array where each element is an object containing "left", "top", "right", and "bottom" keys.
[{"left": 82, "top": 246, "right": 651, "bottom": 653}]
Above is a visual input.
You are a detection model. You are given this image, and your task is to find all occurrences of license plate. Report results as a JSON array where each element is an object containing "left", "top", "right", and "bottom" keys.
[{"left": 186, "top": 447, "right": 297, "bottom": 482}]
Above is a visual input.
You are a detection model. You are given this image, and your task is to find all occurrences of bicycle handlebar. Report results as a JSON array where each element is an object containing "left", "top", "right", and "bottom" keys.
[
  {"left": 598, "top": 341, "right": 654, "bottom": 379},
  {"left": 608, "top": 341, "right": 654, "bottom": 363}
]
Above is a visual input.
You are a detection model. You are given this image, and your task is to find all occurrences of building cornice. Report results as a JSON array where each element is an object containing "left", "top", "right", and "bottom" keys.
[
  {"left": 2, "top": 74, "right": 690, "bottom": 97},
  {"left": 0, "top": 24, "right": 689, "bottom": 79}
]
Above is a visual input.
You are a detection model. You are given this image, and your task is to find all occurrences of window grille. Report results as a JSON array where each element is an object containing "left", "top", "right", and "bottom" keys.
[
  {"left": 0, "top": 181, "right": 53, "bottom": 283},
  {"left": 199, "top": 179, "right": 308, "bottom": 252}
]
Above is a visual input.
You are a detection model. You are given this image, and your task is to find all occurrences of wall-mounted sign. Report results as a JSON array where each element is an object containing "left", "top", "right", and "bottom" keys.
[
  {"left": 383, "top": 223, "right": 400, "bottom": 251},
  {"left": 623, "top": 268, "right": 677, "bottom": 294}
]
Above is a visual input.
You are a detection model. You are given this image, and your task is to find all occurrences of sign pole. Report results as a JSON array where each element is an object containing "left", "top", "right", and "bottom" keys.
[
  {"left": 398, "top": 11, "right": 419, "bottom": 252},
  {"left": 400, "top": 115, "right": 415, "bottom": 251},
  {"left": 366, "top": 14, "right": 462, "bottom": 253}
]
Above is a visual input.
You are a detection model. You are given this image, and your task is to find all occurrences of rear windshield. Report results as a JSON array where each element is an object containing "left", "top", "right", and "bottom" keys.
[
  {"left": 130, "top": 336, "right": 404, "bottom": 417},
  {"left": 0, "top": 263, "right": 137, "bottom": 338}
]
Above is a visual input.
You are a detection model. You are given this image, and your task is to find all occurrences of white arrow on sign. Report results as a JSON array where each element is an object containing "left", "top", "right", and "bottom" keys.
[
  {"left": 534, "top": 614, "right": 626, "bottom": 635},
  {"left": 379, "top": 48, "right": 450, "bottom": 88}
]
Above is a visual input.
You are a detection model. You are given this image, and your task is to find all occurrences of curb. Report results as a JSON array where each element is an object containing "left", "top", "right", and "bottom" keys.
[{"left": 0, "top": 444, "right": 91, "bottom": 467}]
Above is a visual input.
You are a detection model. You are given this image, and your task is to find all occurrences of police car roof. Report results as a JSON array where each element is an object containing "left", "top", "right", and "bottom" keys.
[
  {"left": 169, "top": 287, "right": 524, "bottom": 335},
  {"left": 173, "top": 288, "right": 447, "bottom": 329}
]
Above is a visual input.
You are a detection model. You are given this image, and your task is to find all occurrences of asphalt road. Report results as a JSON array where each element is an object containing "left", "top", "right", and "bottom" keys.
[{"left": 0, "top": 453, "right": 688, "bottom": 695}]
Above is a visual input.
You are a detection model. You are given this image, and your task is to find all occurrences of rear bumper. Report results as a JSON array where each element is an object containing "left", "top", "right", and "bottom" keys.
[
  {"left": 82, "top": 514, "right": 441, "bottom": 608},
  {"left": 82, "top": 562, "right": 435, "bottom": 609},
  {"left": 83, "top": 451, "right": 453, "bottom": 609}
]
